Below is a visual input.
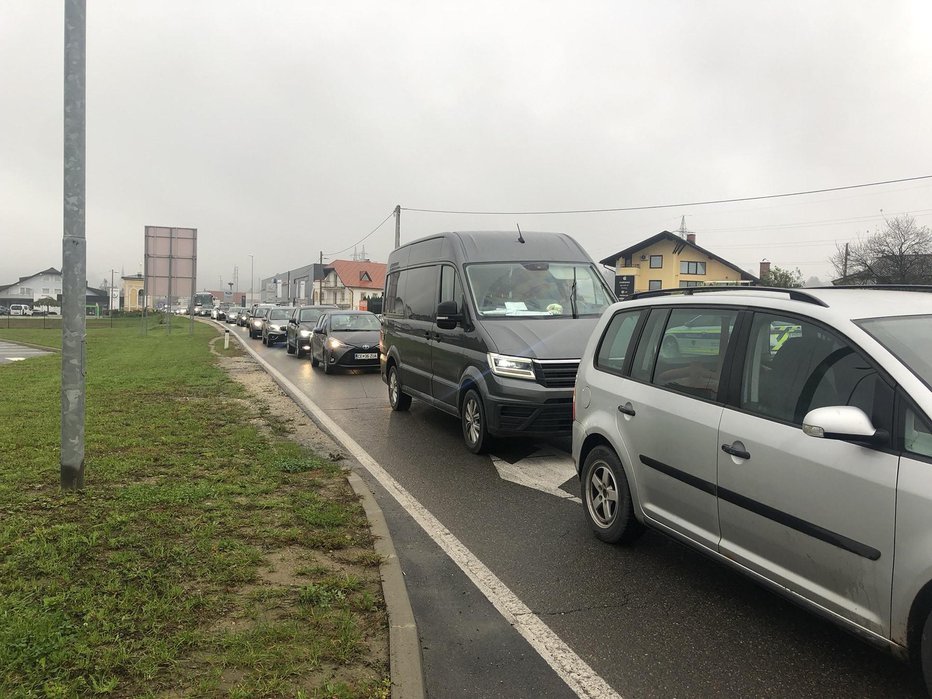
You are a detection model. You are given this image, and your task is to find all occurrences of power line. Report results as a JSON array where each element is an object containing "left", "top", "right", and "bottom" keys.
[
  {"left": 402, "top": 174, "right": 932, "bottom": 216},
  {"left": 324, "top": 211, "right": 395, "bottom": 257}
]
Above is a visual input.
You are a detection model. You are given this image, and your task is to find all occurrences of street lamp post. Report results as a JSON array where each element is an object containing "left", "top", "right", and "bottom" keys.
[{"left": 248, "top": 254, "right": 254, "bottom": 307}]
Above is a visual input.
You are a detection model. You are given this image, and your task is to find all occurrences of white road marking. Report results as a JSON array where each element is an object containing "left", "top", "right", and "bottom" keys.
[
  {"left": 491, "top": 447, "right": 581, "bottom": 504},
  {"left": 7, "top": 357, "right": 25, "bottom": 362},
  {"left": 242, "top": 341, "right": 621, "bottom": 699}
]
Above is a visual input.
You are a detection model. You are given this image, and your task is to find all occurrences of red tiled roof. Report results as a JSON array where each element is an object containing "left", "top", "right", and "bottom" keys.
[{"left": 328, "top": 259, "right": 386, "bottom": 290}]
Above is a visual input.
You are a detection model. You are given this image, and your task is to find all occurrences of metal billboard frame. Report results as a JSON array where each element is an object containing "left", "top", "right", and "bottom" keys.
[{"left": 143, "top": 226, "right": 197, "bottom": 334}]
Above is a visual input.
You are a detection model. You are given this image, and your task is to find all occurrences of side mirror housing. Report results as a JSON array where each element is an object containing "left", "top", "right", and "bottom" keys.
[
  {"left": 313, "top": 327, "right": 326, "bottom": 335},
  {"left": 802, "top": 406, "right": 889, "bottom": 447},
  {"left": 436, "top": 301, "right": 463, "bottom": 330}
]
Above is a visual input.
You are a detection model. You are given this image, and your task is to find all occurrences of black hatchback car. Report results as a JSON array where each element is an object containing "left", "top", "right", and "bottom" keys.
[
  {"left": 285, "top": 305, "right": 338, "bottom": 358},
  {"left": 310, "top": 311, "right": 381, "bottom": 374}
]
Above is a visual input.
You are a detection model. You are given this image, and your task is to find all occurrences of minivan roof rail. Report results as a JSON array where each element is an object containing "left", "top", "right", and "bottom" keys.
[
  {"left": 626, "top": 285, "right": 829, "bottom": 307},
  {"left": 812, "top": 284, "right": 932, "bottom": 293}
]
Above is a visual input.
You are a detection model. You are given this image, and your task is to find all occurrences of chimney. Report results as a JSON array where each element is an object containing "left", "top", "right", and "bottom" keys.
[
  {"left": 760, "top": 259, "right": 771, "bottom": 280},
  {"left": 686, "top": 233, "right": 696, "bottom": 245}
]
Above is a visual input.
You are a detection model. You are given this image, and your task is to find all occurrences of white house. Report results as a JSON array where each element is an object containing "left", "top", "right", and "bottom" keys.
[{"left": 0, "top": 267, "right": 108, "bottom": 312}]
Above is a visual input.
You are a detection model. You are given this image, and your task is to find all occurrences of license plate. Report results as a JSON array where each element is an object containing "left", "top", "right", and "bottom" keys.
[{"left": 355, "top": 352, "right": 378, "bottom": 360}]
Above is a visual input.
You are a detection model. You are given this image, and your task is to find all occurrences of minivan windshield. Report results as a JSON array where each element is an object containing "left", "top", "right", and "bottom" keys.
[
  {"left": 857, "top": 314, "right": 932, "bottom": 389},
  {"left": 466, "top": 262, "right": 613, "bottom": 318}
]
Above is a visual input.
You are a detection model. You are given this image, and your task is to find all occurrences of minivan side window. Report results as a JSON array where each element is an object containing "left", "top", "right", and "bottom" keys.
[
  {"left": 740, "top": 313, "right": 894, "bottom": 429},
  {"left": 652, "top": 308, "right": 738, "bottom": 401},
  {"left": 629, "top": 308, "right": 667, "bottom": 383},
  {"left": 595, "top": 310, "right": 643, "bottom": 374},
  {"left": 905, "top": 406, "right": 932, "bottom": 459},
  {"left": 404, "top": 266, "right": 438, "bottom": 321}
]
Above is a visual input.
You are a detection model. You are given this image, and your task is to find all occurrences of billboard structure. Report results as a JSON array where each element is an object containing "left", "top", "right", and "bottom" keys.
[{"left": 143, "top": 226, "right": 197, "bottom": 333}]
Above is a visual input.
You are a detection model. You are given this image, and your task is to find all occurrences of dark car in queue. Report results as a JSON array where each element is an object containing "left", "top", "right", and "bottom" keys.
[
  {"left": 310, "top": 310, "right": 381, "bottom": 374},
  {"left": 261, "top": 306, "right": 296, "bottom": 346},
  {"left": 247, "top": 305, "right": 274, "bottom": 338},
  {"left": 286, "top": 305, "right": 339, "bottom": 358},
  {"left": 225, "top": 307, "right": 243, "bottom": 324}
]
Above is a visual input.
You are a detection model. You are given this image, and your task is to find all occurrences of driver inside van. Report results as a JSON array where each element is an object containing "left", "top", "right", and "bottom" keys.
[{"left": 483, "top": 266, "right": 565, "bottom": 313}]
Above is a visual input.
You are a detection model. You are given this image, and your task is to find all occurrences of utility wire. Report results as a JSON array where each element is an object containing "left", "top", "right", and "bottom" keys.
[
  {"left": 324, "top": 211, "right": 395, "bottom": 257},
  {"left": 402, "top": 174, "right": 932, "bottom": 216}
]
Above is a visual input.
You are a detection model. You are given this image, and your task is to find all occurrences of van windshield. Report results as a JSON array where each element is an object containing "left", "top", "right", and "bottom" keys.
[{"left": 466, "top": 262, "right": 613, "bottom": 318}]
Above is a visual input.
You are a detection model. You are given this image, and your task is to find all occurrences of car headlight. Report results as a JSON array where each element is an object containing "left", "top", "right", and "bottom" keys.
[
  {"left": 252, "top": 320, "right": 262, "bottom": 327},
  {"left": 299, "top": 329, "right": 311, "bottom": 337},
  {"left": 328, "top": 337, "right": 346, "bottom": 349},
  {"left": 487, "top": 353, "right": 536, "bottom": 380}
]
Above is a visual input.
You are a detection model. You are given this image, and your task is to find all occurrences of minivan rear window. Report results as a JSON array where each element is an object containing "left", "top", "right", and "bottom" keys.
[{"left": 466, "top": 262, "right": 612, "bottom": 318}]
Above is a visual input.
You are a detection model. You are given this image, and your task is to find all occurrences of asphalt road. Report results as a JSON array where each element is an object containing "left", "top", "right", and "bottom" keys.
[
  {"left": 231, "top": 322, "right": 926, "bottom": 698},
  {"left": 0, "top": 340, "right": 51, "bottom": 364}
]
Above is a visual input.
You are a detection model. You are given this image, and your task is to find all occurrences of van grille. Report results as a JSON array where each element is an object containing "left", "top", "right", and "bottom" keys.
[
  {"left": 533, "top": 360, "right": 580, "bottom": 388},
  {"left": 498, "top": 401, "right": 573, "bottom": 433}
]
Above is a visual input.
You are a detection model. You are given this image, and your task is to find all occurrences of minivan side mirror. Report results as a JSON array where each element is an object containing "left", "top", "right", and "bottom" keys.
[
  {"left": 436, "top": 301, "right": 463, "bottom": 330},
  {"left": 802, "top": 406, "right": 890, "bottom": 447}
]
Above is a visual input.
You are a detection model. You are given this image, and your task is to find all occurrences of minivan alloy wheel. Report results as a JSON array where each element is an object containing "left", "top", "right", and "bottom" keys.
[{"left": 581, "top": 445, "right": 643, "bottom": 544}]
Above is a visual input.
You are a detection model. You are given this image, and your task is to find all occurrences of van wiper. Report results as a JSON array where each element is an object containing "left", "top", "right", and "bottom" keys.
[{"left": 570, "top": 267, "right": 578, "bottom": 319}]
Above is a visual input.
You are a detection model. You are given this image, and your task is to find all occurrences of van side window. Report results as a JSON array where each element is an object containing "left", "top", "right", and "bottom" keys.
[
  {"left": 740, "top": 313, "right": 894, "bottom": 430},
  {"left": 595, "top": 311, "right": 643, "bottom": 374},
  {"left": 439, "top": 265, "right": 461, "bottom": 310},
  {"left": 629, "top": 309, "right": 667, "bottom": 382},
  {"left": 384, "top": 271, "right": 403, "bottom": 317},
  {"left": 652, "top": 308, "right": 737, "bottom": 401},
  {"left": 404, "top": 266, "right": 438, "bottom": 321}
]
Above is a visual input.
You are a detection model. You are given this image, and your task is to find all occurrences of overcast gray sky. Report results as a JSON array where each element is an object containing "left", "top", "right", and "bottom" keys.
[{"left": 3, "top": 1, "right": 932, "bottom": 292}]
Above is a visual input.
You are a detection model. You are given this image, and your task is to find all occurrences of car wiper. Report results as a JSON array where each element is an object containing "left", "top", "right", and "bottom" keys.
[{"left": 570, "top": 267, "right": 578, "bottom": 319}]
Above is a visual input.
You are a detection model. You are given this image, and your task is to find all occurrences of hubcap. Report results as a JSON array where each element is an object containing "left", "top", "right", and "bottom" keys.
[
  {"left": 389, "top": 371, "right": 398, "bottom": 404},
  {"left": 587, "top": 462, "right": 619, "bottom": 527},
  {"left": 464, "top": 398, "right": 480, "bottom": 445}
]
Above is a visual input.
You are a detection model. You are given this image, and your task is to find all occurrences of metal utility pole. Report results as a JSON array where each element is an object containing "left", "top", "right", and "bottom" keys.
[
  {"left": 842, "top": 243, "right": 850, "bottom": 280},
  {"left": 319, "top": 251, "right": 324, "bottom": 304},
  {"left": 248, "top": 254, "right": 254, "bottom": 306},
  {"left": 394, "top": 204, "right": 401, "bottom": 249},
  {"left": 61, "top": 0, "right": 86, "bottom": 490}
]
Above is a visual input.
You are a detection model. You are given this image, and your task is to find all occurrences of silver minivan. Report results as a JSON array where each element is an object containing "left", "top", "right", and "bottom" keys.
[{"left": 573, "top": 286, "right": 932, "bottom": 692}]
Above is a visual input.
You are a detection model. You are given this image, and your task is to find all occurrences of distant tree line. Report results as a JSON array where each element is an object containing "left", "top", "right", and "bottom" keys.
[{"left": 830, "top": 214, "right": 932, "bottom": 285}]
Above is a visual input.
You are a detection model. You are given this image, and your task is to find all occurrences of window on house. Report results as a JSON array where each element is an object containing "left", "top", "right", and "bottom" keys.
[
  {"left": 648, "top": 280, "right": 662, "bottom": 290},
  {"left": 42, "top": 288, "right": 50, "bottom": 295},
  {"left": 680, "top": 261, "right": 707, "bottom": 275},
  {"left": 649, "top": 255, "right": 662, "bottom": 269},
  {"left": 679, "top": 281, "right": 703, "bottom": 288},
  {"left": 360, "top": 271, "right": 372, "bottom": 282}
]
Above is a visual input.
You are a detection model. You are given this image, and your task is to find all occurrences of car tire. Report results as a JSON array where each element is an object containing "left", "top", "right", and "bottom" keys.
[
  {"left": 296, "top": 345, "right": 306, "bottom": 358},
  {"left": 461, "top": 388, "right": 490, "bottom": 454},
  {"left": 286, "top": 338, "right": 295, "bottom": 355},
  {"left": 921, "top": 608, "right": 932, "bottom": 696},
  {"left": 581, "top": 445, "right": 643, "bottom": 544},
  {"left": 388, "top": 365, "right": 411, "bottom": 411},
  {"left": 311, "top": 350, "right": 320, "bottom": 367},
  {"left": 322, "top": 352, "right": 331, "bottom": 374}
]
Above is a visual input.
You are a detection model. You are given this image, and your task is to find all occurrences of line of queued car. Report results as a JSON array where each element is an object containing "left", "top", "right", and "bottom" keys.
[{"left": 219, "top": 303, "right": 382, "bottom": 374}]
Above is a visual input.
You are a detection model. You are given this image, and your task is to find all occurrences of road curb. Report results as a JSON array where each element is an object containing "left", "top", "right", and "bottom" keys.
[{"left": 219, "top": 321, "right": 425, "bottom": 699}]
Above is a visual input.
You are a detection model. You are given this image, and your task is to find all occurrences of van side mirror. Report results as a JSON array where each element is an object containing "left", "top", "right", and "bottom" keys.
[{"left": 436, "top": 301, "right": 463, "bottom": 330}]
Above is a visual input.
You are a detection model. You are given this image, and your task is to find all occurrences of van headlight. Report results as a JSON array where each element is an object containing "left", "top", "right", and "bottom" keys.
[{"left": 487, "top": 353, "right": 536, "bottom": 380}]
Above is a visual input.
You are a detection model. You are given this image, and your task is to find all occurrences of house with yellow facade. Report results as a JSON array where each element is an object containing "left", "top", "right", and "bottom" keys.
[{"left": 600, "top": 230, "right": 759, "bottom": 297}]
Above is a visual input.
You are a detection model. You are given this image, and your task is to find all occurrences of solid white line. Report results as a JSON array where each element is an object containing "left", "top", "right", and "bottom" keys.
[{"left": 242, "top": 341, "right": 621, "bottom": 698}]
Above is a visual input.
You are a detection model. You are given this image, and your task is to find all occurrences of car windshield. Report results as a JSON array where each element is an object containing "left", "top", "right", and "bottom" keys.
[
  {"left": 329, "top": 314, "right": 380, "bottom": 331},
  {"left": 269, "top": 308, "right": 292, "bottom": 320},
  {"left": 466, "top": 262, "right": 613, "bottom": 317},
  {"left": 856, "top": 314, "right": 932, "bottom": 389},
  {"left": 299, "top": 309, "right": 325, "bottom": 322},
  {"left": 253, "top": 308, "right": 269, "bottom": 318}
]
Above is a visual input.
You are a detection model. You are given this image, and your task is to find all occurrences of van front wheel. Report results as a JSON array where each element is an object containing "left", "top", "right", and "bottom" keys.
[
  {"left": 388, "top": 366, "right": 411, "bottom": 411},
  {"left": 461, "top": 389, "right": 490, "bottom": 454}
]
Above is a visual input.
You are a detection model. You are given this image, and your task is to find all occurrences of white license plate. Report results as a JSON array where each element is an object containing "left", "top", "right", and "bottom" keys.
[{"left": 355, "top": 352, "right": 378, "bottom": 360}]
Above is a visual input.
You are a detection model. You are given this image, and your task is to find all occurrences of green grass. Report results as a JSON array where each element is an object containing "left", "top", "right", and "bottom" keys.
[{"left": 0, "top": 319, "right": 389, "bottom": 698}]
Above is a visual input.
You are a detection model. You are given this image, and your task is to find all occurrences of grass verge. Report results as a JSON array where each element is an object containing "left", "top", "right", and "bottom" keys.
[{"left": 0, "top": 319, "right": 389, "bottom": 698}]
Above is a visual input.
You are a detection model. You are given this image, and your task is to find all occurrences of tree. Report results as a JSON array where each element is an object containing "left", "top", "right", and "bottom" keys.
[
  {"left": 831, "top": 214, "right": 932, "bottom": 284},
  {"left": 762, "top": 265, "right": 803, "bottom": 288},
  {"left": 34, "top": 296, "right": 58, "bottom": 313}
]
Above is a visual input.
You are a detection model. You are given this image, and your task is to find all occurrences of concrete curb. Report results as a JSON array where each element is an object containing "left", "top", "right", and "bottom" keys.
[{"left": 217, "top": 321, "right": 425, "bottom": 699}]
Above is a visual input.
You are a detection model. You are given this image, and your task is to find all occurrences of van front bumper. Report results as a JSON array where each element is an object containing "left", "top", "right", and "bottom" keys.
[{"left": 481, "top": 377, "right": 574, "bottom": 437}]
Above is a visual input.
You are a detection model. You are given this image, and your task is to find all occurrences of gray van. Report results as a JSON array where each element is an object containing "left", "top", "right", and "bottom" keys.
[{"left": 380, "top": 230, "right": 615, "bottom": 452}]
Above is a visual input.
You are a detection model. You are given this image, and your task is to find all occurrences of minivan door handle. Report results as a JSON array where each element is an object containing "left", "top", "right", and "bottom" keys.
[
  {"left": 721, "top": 443, "right": 750, "bottom": 460},
  {"left": 617, "top": 404, "right": 636, "bottom": 417}
]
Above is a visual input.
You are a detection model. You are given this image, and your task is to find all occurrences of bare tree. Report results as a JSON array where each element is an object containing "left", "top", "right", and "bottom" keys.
[{"left": 831, "top": 215, "right": 932, "bottom": 284}]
